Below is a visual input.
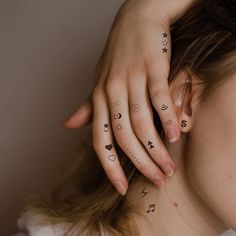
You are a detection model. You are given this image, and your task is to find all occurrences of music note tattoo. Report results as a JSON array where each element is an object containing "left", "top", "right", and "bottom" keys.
[{"left": 147, "top": 204, "right": 156, "bottom": 213}]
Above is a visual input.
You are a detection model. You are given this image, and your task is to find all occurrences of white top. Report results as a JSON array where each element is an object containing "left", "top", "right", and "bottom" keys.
[{"left": 15, "top": 211, "right": 236, "bottom": 236}]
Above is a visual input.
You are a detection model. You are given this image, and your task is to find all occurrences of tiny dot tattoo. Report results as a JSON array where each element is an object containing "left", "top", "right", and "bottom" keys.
[
  {"left": 116, "top": 123, "right": 122, "bottom": 130},
  {"left": 162, "top": 32, "right": 168, "bottom": 54},
  {"left": 131, "top": 104, "right": 140, "bottom": 112},
  {"left": 104, "top": 124, "right": 109, "bottom": 132},
  {"left": 181, "top": 120, "right": 187, "bottom": 128},
  {"left": 148, "top": 140, "right": 155, "bottom": 149},
  {"left": 141, "top": 188, "right": 148, "bottom": 199},
  {"left": 105, "top": 144, "right": 113, "bottom": 151},
  {"left": 113, "top": 113, "right": 122, "bottom": 120},
  {"left": 108, "top": 154, "right": 116, "bottom": 162},
  {"left": 126, "top": 148, "right": 141, "bottom": 164},
  {"left": 146, "top": 204, "right": 156, "bottom": 213},
  {"left": 161, "top": 104, "right": 168, "bottom": 111}
]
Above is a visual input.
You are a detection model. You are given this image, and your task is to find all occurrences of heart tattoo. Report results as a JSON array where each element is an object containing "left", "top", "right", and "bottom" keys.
[{"left": 105, "top": 144, "right": 113, "bottom": 151}]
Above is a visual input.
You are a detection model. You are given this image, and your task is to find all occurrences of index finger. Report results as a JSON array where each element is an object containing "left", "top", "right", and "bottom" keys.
[{"left": 147, "top": 59, "right": 180, "bottom": 143}]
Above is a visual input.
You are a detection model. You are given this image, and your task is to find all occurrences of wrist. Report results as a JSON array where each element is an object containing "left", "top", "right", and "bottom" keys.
[{"left": 122, "top": 0, "right": 196, "bottom": 26}]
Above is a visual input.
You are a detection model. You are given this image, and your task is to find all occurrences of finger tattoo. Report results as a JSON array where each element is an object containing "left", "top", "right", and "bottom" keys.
[
  {"left": 148, "top": 140, "right": 155, "bottom": 149},
  {"left": 126, "top": 148, "right": 141, "bottom": 164},
  {"left": 131, "top": 104, "right": 140, "bottom": 112},
  {"left": 161, "top": 104, "right": 168, "bottom": 111},
  {"left": 116, "top": 123, "right": 122, "bottom": 130},
  {"left": 108, "top": 154, "right": 116, "bottom": 162},
  {"left": 113, "top": 113, "right": 122, "bottom": 119},
  {"left": 162, "top": 32, "right": 168, "bottom": 38},
  {"left": 104, "top": 124, "right": 109, "bottom": 132},
  {"left": 105, "top": 144, "right": 113, "bottom": 151},
  {"left": 162, "top": 32, "right": 168, "bottom": 54}
]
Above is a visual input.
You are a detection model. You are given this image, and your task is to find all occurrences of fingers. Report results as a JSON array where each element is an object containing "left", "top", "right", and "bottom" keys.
[
  {"left": 128, "top": 74, "right": 176, "bottom": 177},
  {"left": 92, "top": 87, "right": 128, "bottom": 196},
  {"left": 147, "top": 58, "right": 180, "bottom": 143},
  {"left": 63, "top": 96, "right": 93, "bottom": 129},
  {"left": 106, "top": 79, "right": 166, "bottom": 188}
]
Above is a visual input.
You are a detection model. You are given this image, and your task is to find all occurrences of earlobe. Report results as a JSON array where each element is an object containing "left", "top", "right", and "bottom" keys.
[
  {"left": 179, "top": 116, "right": 192, "bottom": 133},
  {"left": 170, "top": 70, "right": 194, "bottom": 133}
]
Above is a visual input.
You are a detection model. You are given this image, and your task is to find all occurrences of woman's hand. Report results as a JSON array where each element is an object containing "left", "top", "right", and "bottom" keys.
[{"left": 64, "top": 0, "right": 195, "bottom": 195}]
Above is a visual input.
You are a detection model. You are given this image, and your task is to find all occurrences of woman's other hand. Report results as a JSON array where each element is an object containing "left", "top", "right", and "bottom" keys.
[{"left": 63, "top": 0, "right": 195, "bottom": 195}]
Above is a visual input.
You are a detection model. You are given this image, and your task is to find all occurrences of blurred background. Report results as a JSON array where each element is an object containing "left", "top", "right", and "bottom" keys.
[
  {"left": 0, "top": 0, "right": 123, "bottom": 234},
  {"left": 0, "top": 0, "right": 235, "bottom": 235}
]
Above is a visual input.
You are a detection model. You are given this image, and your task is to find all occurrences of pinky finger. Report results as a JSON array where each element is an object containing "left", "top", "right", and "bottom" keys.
[{"left": 92, "top": 88, "right": 128, "bottom": 195}]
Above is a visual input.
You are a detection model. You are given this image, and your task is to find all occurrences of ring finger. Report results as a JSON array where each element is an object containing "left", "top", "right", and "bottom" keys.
[{"left": 128, "top": 74, "right": 176, "bottom": 177}]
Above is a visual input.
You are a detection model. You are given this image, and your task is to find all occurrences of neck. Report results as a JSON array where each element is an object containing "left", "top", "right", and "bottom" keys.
[{"left": 127, "top": 136, "right": 226, "bottom": 236}]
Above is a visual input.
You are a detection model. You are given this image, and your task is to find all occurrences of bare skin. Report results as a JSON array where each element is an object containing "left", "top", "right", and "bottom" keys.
[
  {"left": 63, "top": 0, "right": 196, "bottom": 195},
  {"left": 126, "top": 71, "right": 236, "bottom": 235}
]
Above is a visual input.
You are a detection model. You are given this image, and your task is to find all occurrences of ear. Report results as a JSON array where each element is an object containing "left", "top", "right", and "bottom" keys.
[{"left": 170, "top": 70, "right": 199, "bottom": 133}]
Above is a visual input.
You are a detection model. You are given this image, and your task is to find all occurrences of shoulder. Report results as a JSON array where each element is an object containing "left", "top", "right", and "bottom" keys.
[{"left": 17, "top": 211, "right": 68, "bottom": 236}]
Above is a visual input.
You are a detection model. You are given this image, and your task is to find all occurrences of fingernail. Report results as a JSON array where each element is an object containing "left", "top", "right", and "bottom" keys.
[
  {"left": 163, "top": 164, "right": 174, "bottom": 177},
  {"left": 114, "top": 181, "right": 127, "bottom": 196},
  {"left": 167, "top": 126, "right": 178, "bottom": 143},
  {"left": 153, "top": 174, "right": 165, "bottom": 188}
]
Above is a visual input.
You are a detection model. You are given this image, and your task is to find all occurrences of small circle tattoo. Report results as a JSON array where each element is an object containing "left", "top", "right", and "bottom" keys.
[
  {"left": 131, "top": 104, "right": 140, "bottom": 112},
  {"left": 116, "top": 124, "right": 122, "bottom": 130}
]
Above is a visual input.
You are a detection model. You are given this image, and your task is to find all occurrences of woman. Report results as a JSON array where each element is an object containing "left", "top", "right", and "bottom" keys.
[
  {"left": 17, "top": 0, "right": 236, "bottom": 235},
  {"left": 64, "top": 0, "right": 196, "bottom": 194}
]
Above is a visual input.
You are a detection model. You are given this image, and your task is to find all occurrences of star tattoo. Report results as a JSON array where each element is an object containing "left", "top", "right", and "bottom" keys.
[
  {"left": 162, "top": 32, "right": 168, "bottom": 38},
  {"left": 162, "top": 48, "right": 168, "bottom": 54}
]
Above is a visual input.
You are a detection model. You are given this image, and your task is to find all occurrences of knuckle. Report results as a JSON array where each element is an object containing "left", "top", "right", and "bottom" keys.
[
  {"left": 150, "top": 89, "right": 169, "bottom": 100},
  {"left": 105, "top": 78, "right": 122, "bottom": 96}
]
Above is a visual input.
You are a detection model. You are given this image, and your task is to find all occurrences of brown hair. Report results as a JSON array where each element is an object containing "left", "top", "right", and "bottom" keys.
[{"left": 22, "top": 0, "right": 236, "bottom": 235}]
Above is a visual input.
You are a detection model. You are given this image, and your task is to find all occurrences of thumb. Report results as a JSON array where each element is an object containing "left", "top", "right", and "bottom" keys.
[{"left": 63, "top": 96, "right": 93, "bottom": 129}]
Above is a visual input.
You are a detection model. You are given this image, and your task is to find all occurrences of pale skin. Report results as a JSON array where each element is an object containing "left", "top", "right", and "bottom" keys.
[
  {"left": 63, "top": 0, "right": 196, "bottom": 195},
  {"left": 126, "top": 71, "right": 236, "bottom": 235}
]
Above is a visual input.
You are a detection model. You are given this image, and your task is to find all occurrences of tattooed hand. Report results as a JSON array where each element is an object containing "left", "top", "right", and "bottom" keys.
[{"left": 63, "top": 0, "right": 195, "bottom": 195}]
